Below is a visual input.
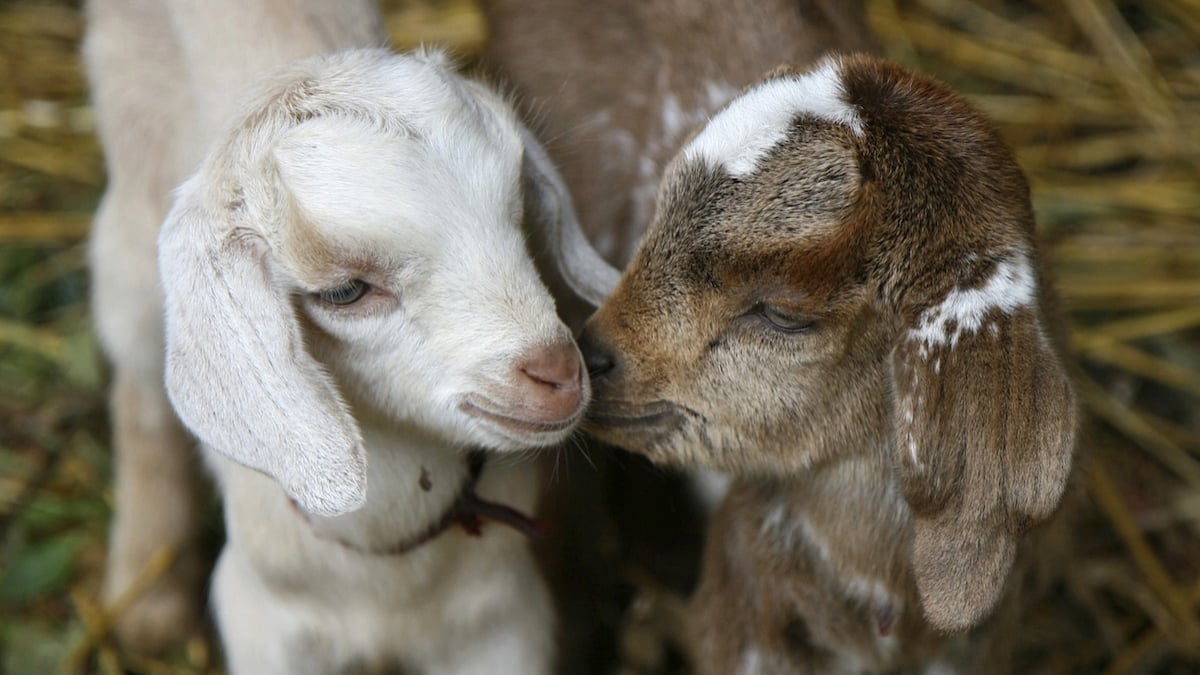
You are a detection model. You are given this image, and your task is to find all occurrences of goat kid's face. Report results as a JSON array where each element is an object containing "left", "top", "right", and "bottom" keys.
[
  {"left": 277, "top": 99, "right": 584, "bottom": 450},
  {"left": 581, "top": 56, "right": 1077, "bottom": 633},
  {"left": 160, "top": 51, "right": 588, "bottom": 518},
  {"left": 584, "top": 118, "right": 887, "bottom": 472}
]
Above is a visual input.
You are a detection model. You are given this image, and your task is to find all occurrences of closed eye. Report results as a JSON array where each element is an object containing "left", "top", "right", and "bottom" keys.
[
  {"left": 757, "top": 304, "right": 819, "bottom": 334},
  {"left": 317, "top": 279, "right": 370, "bottom": 306}
]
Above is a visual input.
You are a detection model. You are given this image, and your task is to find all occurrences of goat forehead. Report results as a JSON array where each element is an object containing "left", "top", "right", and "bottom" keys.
[
  {"left": 274, "top": 117, "right": 519, "bottom": 245},
  {"left": 682, "top": 58, "right": 862, "bottom": 179},
  {"left": 636, "top": 141, "right": 857, "bottom": 295}
]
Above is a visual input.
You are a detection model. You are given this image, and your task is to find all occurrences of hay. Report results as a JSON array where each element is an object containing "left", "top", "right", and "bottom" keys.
[{"left": 1, "top": 0, "right": 1196, "bottom": 673}]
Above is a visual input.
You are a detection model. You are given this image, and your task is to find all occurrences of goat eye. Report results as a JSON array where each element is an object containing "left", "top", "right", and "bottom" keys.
[
  {"left": 760, "top": 305, "right": 817, "bottom": 333},
  {"left": 317, "top": 280, "right": 369, "bottom": 306}
]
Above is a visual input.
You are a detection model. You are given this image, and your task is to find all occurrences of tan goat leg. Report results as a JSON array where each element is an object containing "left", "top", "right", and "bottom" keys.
[
  {"left": 103, "top": 372, "right": 204, "bottom": 653},
  {"left": 85, "top": 0, "right": 206, "bottom": 652}
]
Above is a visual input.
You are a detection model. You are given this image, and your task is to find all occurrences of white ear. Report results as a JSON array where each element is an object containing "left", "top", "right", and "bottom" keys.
[
  {"left": 518, "top": 126, "right": 621, "bottom": 307},
  {"left": 159, "top": 187, "right": 366, "bottom": 517}
]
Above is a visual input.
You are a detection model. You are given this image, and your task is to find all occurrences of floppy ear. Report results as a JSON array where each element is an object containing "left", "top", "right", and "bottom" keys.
[
  {"left": 517, "top": 125, "right": 621, "bottom": 307},
  {"left": 891, "top": 251, "right": 1076, "bottom": 633},
  {"left": 159, "top": 185, "right": 366, "bottom": 517}
]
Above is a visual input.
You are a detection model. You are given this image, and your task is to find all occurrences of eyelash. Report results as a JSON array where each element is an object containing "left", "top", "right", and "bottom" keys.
[
  {"left": 756, "top": 304, "right": 818, "bottom": 334},
  {"left": 317, "top": 279, "right": 370, "bottom": 306}
]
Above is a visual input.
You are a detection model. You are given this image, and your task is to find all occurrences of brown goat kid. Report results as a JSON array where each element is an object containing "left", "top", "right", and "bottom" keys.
[{"left": 580, "top": 55, "right": 1079, "bottom": 674}]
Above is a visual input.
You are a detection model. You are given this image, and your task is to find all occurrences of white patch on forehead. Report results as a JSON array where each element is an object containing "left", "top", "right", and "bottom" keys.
[
  {"left": 683, "top": 59, "right": 862, "bottom": 178},
  {"left": 907, "top": 252, "right": 1036, "bottom": 358}
]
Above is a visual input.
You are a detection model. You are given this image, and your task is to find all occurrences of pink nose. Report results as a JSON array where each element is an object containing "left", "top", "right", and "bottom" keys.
[{"left": 515, "top": 341, "right": 586, "bottom": 422}]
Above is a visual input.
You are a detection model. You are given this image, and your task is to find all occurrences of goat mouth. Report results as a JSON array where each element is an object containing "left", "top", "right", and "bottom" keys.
[
  {"left": 585, "top": 400, "right": 683, "bottom": 433},
  {"left": 459, "top": 396, "right": 582, "bottom": 438}
]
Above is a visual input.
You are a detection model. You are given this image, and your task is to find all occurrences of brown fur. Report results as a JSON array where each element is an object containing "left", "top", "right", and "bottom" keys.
[
  {"left": 483, "top": 0, "right": 876, "bottom": 270},
  {"left": 581, "top": 55, "right": 1078, "bottom": 673},
  {"left": 480, "top": 3, "right": 880, "bottom": 671}
]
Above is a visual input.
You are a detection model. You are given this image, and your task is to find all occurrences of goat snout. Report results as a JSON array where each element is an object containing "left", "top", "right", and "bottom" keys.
[
  {"left": 578, "top": 326, "right": 619, "bottom": 381},
  {"left": 514, "top": 341, "right": 587, "bottom": 422},
  {"left": 460, "top": 339, "right": 587, "bottom": 445}
]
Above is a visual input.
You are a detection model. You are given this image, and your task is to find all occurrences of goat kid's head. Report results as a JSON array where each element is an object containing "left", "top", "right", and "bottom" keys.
[
  {"left": 579, "top": 55, "right": 1077, "bottom": 634},
  {"left": 159, "top": 50, "right": 595, "bottom": 518}
]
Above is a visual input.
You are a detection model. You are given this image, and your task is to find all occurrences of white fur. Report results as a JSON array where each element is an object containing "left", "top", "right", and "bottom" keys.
[
  {"left": 207, "top": 429, "right": 552, "bottom": 675},
  {"left": 908, "top": 252, "right": 1036, "bottom": 357},
  {"left": 684, "top": 59, "right": 862, "bottom": 178},
  {"left": 903, "top": 252, "right": 1036, "bottom": 466},
  {"left": 159, "top": 50, "right": 587, "bottom": 674},
  {"left": 845, "top": 577, "right": 901, "bottom": 616},
  {"left": 83, "top": 0, "right": 387, "bottom": 651}
]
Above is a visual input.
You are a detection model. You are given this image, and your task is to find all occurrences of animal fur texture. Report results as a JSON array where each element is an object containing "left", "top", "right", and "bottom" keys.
[
  {"left": 156, "top": 48, "right": 594, "bottom": 675},
  {"left": 83, "top": 0, "right": 385, "bottom": 650},
  {"left": 579, "top": 55, "right": 1078, "bottom": 674},
  {"left": 480, "top": 3, "right": 879, "bottom": 670},
  {"left": 87, "top": 0, "right": 603, "bottom": 668}
]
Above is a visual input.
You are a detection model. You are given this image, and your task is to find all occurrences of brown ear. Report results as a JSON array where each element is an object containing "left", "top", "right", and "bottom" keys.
[{"left": 891, "top": 252, "right": 1076, "bottom": 632}]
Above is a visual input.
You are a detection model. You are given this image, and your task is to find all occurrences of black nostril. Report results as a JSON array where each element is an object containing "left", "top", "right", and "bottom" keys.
[
  {"left": 578, "top": 326, "right": 617, "bottom": 380},
  {"left": 585, "top": 349, "right": 615, "bottom": 379}
]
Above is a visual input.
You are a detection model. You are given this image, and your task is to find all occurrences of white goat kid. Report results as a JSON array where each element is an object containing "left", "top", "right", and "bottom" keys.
[{"left": 159, "top": 49, "right": 593, "bottom": 675}]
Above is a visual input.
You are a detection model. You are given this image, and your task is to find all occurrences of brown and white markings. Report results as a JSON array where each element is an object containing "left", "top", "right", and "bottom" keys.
[
  {"left": 479, "top": 4, "right": 878, "bottom": 669},
  {"left": 580, "top": 54, "right": 1079, "bottom": 674},
  {"left": 483, "top": 0, "right": 877, "bottom": 301}
]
